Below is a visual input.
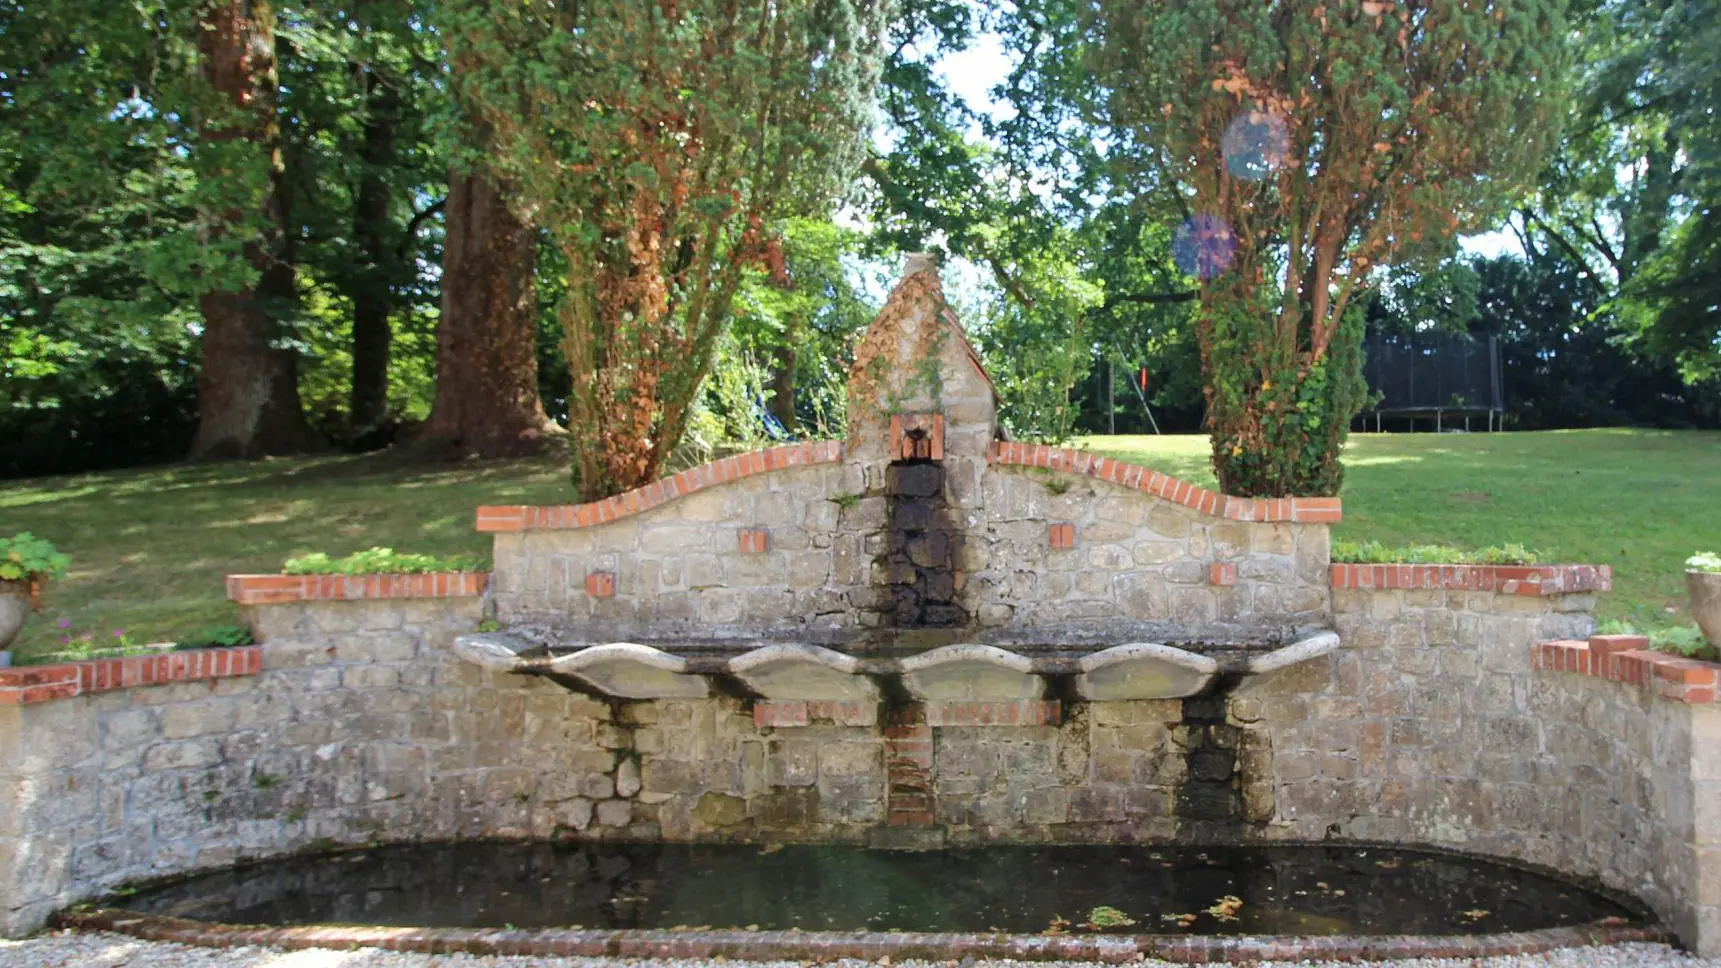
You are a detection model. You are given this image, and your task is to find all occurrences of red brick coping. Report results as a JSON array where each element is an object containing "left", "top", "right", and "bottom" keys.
[
  {"left": 1331, "top": 563, "right": 1612, "bottom": 596},
  {"left": 474, "top": 440, "right": 1340, "bottom": 533},
  {"left": 226, "top": 572, "right": 489, "bottom": 606},
  {"left": 1536, "top": 634, "right": 1719, "bottom": 704},
  {"left": 989, "top": 442, "right": 1343, "bottom": 524},
  {"left": 0, "top": 647, "right": 261, "bottom": 707},
  {"left": 57, "top": 909, "right": 1669, "bottom": 963},
  {"left": 476, "top": 441, "right": 843, "bottom": 533}
]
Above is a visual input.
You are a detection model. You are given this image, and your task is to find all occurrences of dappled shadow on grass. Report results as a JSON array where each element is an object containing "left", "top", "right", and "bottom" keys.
[{"left": 0, "top": 450, "right": 578, "bottom": 660}]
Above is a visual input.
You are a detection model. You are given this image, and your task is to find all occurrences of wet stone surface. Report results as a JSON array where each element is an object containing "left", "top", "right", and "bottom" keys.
[
  {"left": 117, "top": 842, "right": 1641, "bottom": 937},
  {"left": 883, "top": 461, "right": 966, "bottom": 628}
]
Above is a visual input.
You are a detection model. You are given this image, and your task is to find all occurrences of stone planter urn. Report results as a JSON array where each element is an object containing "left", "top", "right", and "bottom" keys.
[
  {"left": 0, "top": 579, "right": 31, "bottom": 667},
  {"left": 1691, "top": 569, "right": 1721, "bottom": 648}
]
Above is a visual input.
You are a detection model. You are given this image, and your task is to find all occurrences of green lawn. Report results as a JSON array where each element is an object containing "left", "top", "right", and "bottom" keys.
[
  {"left": 1086, "top": 429, "right": 1721, "bottom": 630},
  {"left": 2, "top": 429, "right": 1715, "bottom": 661}
]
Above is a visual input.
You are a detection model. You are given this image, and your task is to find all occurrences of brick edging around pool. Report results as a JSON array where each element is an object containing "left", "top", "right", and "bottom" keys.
[{"left": 55, "top": 909, "right": 1673, "bottom": 964}]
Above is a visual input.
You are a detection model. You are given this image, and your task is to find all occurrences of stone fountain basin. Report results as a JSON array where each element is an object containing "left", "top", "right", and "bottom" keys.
[{"left": 453, "top": 627, "right": 1340, "bottom": 703}]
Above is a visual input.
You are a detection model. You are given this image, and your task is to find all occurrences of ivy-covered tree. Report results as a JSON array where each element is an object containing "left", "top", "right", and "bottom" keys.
[
  {"left": 1096, "top": 0, "right": 1569, "bottom": 495},
  {"left": 443, "top": 0, "right": 889, "bottom": 499}
]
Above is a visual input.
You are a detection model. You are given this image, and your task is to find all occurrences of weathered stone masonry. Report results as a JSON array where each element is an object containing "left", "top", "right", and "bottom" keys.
[
  {"left": 3, "top": 253, "right": 1718, "bottom": 956},
  {"left": 3, "top": 553, "right": 1717, "bottom": 955}
]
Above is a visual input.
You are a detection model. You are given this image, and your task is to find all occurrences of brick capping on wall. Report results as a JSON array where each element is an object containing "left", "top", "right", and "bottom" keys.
[
  {"left": 1330, "top": 563, "right": 1612, "bottom": 596},
  {"left": 1534, "top": 635, "right": 1719, "bottom": 704},
  {"left": 225, "top": 572, "right": 489, "bottom": 606},
  {"left": 0, "top": 646, "right": 261, "bottom": 706},
  {"left": 987, "top": 441, "right": 1343, "bottom": 524},
  {"left": 476, "top": 440, "right": 844, "bottom": 533}
]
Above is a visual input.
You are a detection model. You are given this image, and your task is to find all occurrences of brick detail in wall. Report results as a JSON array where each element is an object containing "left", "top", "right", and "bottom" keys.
[
  {"left": 987, "top": 441, "right": 1342, "bottom": 524},
  {"left": 883, "top": 717, "right": 935, "bottom": 828},
  {"left": 753, "top": 700, "right": 878, "bottom": 728},
  {"left": 0, "top": 646, "right": 263, "bottom": 706},
  {"left": 1049, "top": 522, "right": 1076, "bottom": 551},
  {"left": 889, "top": 413, "right": 945, "bottom": 461},
  {"left": 585, "top": 571, "right": 616, "bottom": 598},
  {"left": 476, "top": 440, "right": 844, "bottom": 533},
  {"left": 738, "top": 529, "right": 770, "bottom": 554},
  {"left": 1533, "top": 635, "right": 1718, "bottom": 704},
  {"left": 1331, "top": 563, "right": 1612, "bottom": 597},
  {"left": 1210, "top": 562, "right": 1237, "bottom": 586},
  {"left": 226, "top": 572, "right": 488, "bottom": 606}
]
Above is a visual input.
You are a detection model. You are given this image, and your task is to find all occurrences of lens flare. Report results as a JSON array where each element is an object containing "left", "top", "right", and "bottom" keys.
[
  {"left": 1173, "top": 215, "right": 1237, "bottom": 280},
  {"left": 1222, "top": 110, "right": 1290, "bottom": 181}
]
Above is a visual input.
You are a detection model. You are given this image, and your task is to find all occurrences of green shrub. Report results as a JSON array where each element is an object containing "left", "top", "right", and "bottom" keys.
[
  {"left": 1687, "top": 551, "right": 1721, "bottom": 573},
  {"left": 1331, "top": 540, "right": 1541, "bottom": 566},
  {"left": 1650, "top": 625, "right": 1719, "bottom": 662},
  {"left": 0, "top": 532, "right": 70, "bottom": 583},
  {"left": 282, "top": 547, "right": 485, "bottom": 576}
]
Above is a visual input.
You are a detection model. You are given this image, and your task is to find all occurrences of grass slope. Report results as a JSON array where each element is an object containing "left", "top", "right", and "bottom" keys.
[
  {"left": 2, "top": 429, "right": 1714, "bottom": 660},
  {"left": 1086, "top": 429, "right": 1720, "bottom": 631}
]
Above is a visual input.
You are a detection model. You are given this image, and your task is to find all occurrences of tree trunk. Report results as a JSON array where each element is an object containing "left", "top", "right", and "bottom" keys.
[
  {"left": 349, "top": 67, "right": 399, "bottom": 438},
  {"left": 189, "top": 0, "right": 319, "bottom": 460},
  {"left": 767, "top": 342, "right": 797, "bottom": 433},
  {"left": 418, "top": 166, "right": 558, "bottom": 457}
]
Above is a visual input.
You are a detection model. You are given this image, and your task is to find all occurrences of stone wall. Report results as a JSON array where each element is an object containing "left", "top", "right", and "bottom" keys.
[
  {"left": 6, "top": 577, "right": 1719, "bottom": 956},
  {"left": 1243, "top": 581, "right": 1721, "bottom": 955},
  {"left": 482, "top": 442, "right": 1338, "bottom": 643}
]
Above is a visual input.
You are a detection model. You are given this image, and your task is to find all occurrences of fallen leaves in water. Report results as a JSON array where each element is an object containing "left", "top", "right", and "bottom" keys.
[
  {"left": 1374, "top": 858, "right": 1401, "bottom": 869},
  {"left": 759, "top": 843, "right": 784, "bottom": 855},
  {"left": 1459, "top": 909, "right": 1491, "bottom": 922},
  {"left": 1204, "top": 896, "right": 1244, "bottom": 922},
  {"left": 1160, "top": 912, "right": 1199, "bottom": 929},
  {"left": 1044, "top": 915, "right": 1071, "bottom": 935},
  {"left": 1084, "top": 905, "right": 1137, "bottom": 929}
]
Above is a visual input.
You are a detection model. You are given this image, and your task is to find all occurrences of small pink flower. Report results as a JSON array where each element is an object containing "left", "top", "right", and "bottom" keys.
[
  {"left": 58, "top": 619, "right": 71, "bottom": 629},
  {"left": 113, "top": 629, "right": 125, "bottom": 638}
]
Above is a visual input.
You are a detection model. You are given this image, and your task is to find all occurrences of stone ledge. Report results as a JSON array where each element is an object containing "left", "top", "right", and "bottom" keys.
[
  {"left": 0, "top": 646, "right": 262, "bottom": 706},
  {"left": 225, "top": 572, "right": 489, "bottom": 605},
  {"left": 476, "top": 440, "right": 843, "bottom": 533},
  {"left": 987, "top": 442, "right": 1343, "bottom": 524},
  {"left": 1534, "top": 636, "right": 1719, "bottom": 704},
  {"left": 55, "top": 908, "right": 1674, "bottom": 964},
  {"left": 1331, "top": 563, "right": 1612, "bottom": 596}
]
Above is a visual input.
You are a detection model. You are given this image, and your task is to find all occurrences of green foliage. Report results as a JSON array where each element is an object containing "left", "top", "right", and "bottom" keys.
[
  {"left": 1085, "top": 906, "right": 1136, "bottom": 929},
  {"left": 177, "top": 625, "right": 255, "bottom": 649},
  {"left": 1649, "top": 625, "right": 1718, "bottom": 662},
  {"left": 1332, "top": 541, "right": 1540, "bottom": 566},
  {"left": 1606, "top": 618, "right": 1721, "bottom": 662},
  {"left": 282, "top": 547, "right": 485, "bottom": 576},
  {"left": 1688, "top": 552, "right": 1721, "bottom": 574},
  {"left": 0, "top": 532, "right": 69, "bottom": 582},
  {"left": 444, "top": 0, "right": 890, "bottom": 500},
  {"left": 1095, "top": 0, "right": 1570, "bottom": 495}
]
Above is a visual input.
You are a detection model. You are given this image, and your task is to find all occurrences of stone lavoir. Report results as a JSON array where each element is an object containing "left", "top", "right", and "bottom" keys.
[{"left": 2, "top": 255, "right": 1718, "bottom": 960}]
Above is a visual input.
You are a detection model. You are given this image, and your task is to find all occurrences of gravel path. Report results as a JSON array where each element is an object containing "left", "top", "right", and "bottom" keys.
[{"left": 2, "top": 933, "right": 1718, "bottom": 968}]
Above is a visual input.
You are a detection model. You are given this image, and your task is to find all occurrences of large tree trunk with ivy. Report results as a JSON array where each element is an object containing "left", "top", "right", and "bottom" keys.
[
  {"left": 445, "top": 0, "right": 888, "bottom": 500},
  {"left": 1097, "top": 0, "right": 1568, "bottom": 496},
  {"left": 417, "top": 165, "right": 558, "bottom": 458},
  {"left": 189, "top": 0, "right": 320, "bottom": 460}
]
